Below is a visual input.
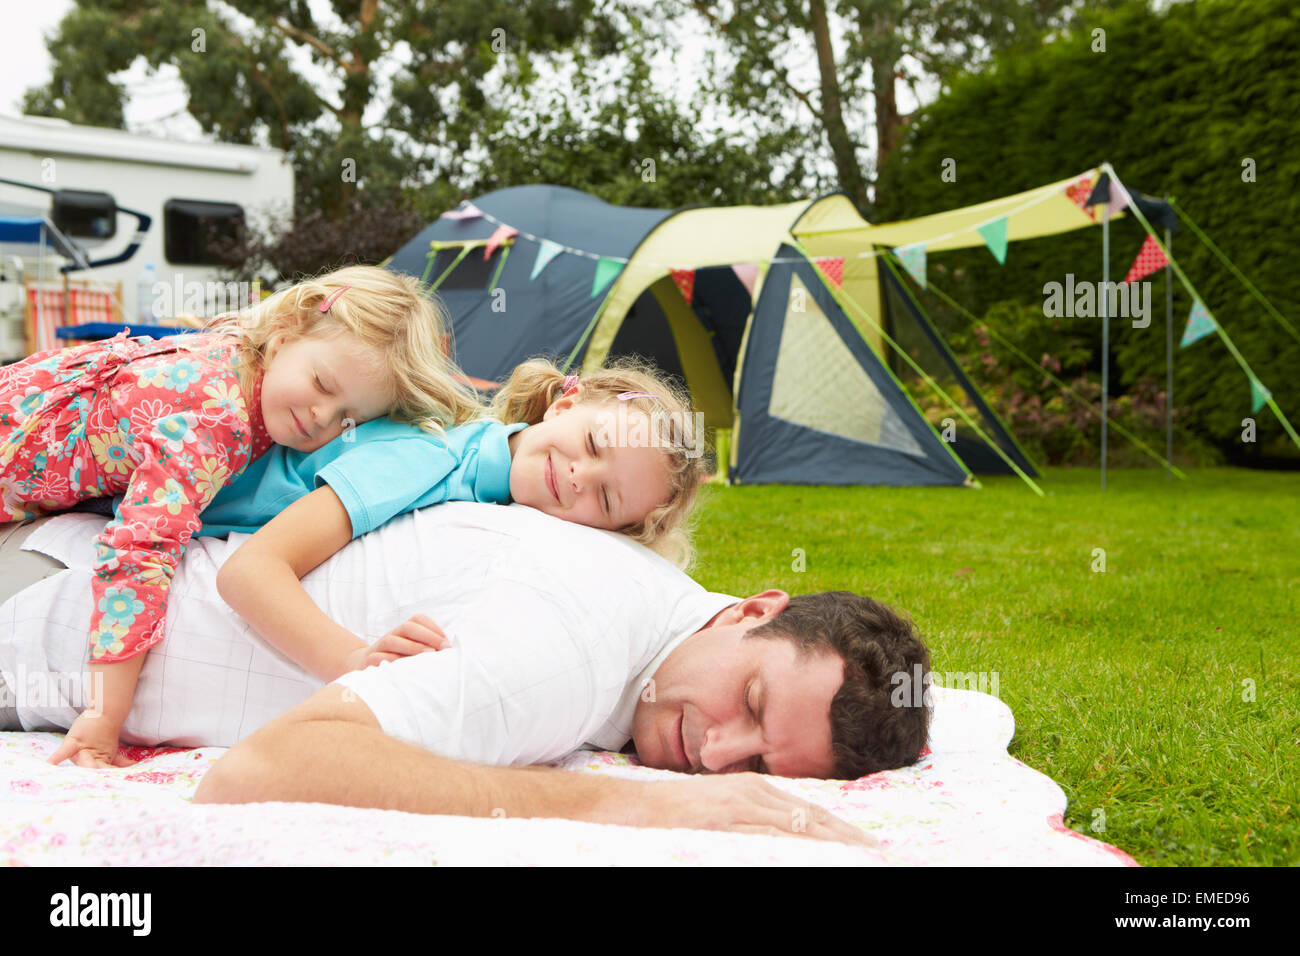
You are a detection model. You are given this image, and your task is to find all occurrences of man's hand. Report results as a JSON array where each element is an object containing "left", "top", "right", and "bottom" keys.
[
  {"left": 47, "top": 711, "right": 136, "bottom": 769},
  {"left": 610, "top": 773, "right": 877, "bottom": 847},
  {"left": 340, "top": 614, "right": 451, "bottom": 674}
]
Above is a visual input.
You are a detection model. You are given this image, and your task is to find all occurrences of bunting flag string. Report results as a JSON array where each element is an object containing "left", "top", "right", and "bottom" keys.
[
  {"left": 976, "top": 217, "right": 1008, "bottom": 264},
  {"left": 670, "top": 269, "right": 696, "bottom": 305},
  {"left": 814, "top": 257, "right": 845, "bottom": 287},
  {"left": 1250, "top": 378, "right": 1272, "bottom": 414},
  {"left": 436, "top": 166, "right": 1124, "bottom": 282},
  {"left": 435, "top": 203, "right": 869, "bottom": 272},
  {"left": 440, "top": 203, "right": 483, "bottom": 220},
  {"left": 591, "top": 258, "right": 623, "bottom": 298},
  {"left": 530, "top": 239, "right": 564, "bottom": 280},
  {"left": 894, "top": 245, "right": 927, "bottom": 288},
  {"left": 1180, "top": 300, "right": 1216, "bottom": 348},
  {"left": 484, "top": 224, "right": 518, "bottom": 259},
  {"left": 1123, "top": 234, "right": 1169, "bottom": 284}
]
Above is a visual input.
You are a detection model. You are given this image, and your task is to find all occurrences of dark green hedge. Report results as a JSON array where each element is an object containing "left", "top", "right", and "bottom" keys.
[{"left": 876, "top": 0, "right": 1300, "bottom": 463}]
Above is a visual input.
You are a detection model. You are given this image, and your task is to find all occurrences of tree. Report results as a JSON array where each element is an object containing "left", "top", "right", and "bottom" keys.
[
  {"left": 678, "top": 0, "right": 1085, "bottom": 213},
  {"left": 24, "top": 0, "right": 610, "bottom": 217},
  {"left": 25, "top": 0, "right": 811, "bottom": 276},
  {"left": 473, "top": 34, "right": 810, "bottom": 209}
]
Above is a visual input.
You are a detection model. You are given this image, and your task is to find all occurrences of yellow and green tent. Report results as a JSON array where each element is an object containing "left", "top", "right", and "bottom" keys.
[{"left": 389, "top": 170, "right": 1112, "bottom": 486}]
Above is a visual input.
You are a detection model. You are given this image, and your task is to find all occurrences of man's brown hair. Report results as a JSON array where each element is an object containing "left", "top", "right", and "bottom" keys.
[{"left": 747, "top": 591, "right": 931, "bottom": 779}]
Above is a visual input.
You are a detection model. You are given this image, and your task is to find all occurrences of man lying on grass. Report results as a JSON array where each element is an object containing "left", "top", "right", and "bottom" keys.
[{"left": 0, "top": 503, "right": 930, "bottom": 843}]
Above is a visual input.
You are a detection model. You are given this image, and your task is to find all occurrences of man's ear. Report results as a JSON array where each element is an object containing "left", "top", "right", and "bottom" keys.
[{"left": 722, "top": 589, "right": 789, "bottom": 625}]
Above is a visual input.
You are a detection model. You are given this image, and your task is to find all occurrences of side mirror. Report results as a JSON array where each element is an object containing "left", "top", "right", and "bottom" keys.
[{"left": 52, "top": 189, "right": 117, "bottom": 241}]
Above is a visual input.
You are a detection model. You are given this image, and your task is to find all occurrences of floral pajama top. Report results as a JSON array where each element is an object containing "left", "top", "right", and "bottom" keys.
[{"left": 0, "top": 330, "right": 273, "bottom": 663}]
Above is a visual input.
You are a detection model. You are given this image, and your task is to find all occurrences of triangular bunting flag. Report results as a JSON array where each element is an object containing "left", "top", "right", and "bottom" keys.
[
  {"left": 591, "top": 257, "right": 623, "bottom": 298},
  {"left": 1084, "top": 172, "right": 1130, "bottom": 221},
  {"left": 670, "top": 268, "right": 696, "bottom": 305},
  {"left": 484, "top": 224, "right": 519, "bottom": 259},
  {"left": 1107, "top": 177, "right": 1131, "bottom": 220},
  {"left": 1250, "top": 377, "right": 1272, "bottom": 413},
  {"left": 976, "top": 217, "right": 1008, "bottom": 264},
  {"left": 440, "top": 203, "right": 483, "bottom": 220},
  {"left": 894, "top": 245, "right": 927, "bottom": 288},
  {"left": 732, "top": 263, "right": 759, "bottom": 296},
  {"left": 1123, "top": 234, "right": 1169, "bottom": 284},
  {"left": 1084, "top": 174, "right": 1109, "bottom": 207},
  {"left": 1065, "top": 175, "right": 1097, "bottom": 221},
  {"left": 815, "top": 257, "right": 845, "bottom": 287},
  {"left": 1180, "top": 300, "right": 1216, "bottom": 348},
  {"left": 530, "top": 239, "right": 564, "bottom": 280}
]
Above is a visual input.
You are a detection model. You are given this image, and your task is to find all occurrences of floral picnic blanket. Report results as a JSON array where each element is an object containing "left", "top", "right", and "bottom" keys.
[{"left": 0, "top": 686, "right": 1138, "bottom": 866}]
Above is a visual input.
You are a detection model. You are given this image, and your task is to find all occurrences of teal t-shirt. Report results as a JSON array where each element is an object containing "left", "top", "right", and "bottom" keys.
[{"left": 199, "top": 418, "right": 527, "bottom": 539}]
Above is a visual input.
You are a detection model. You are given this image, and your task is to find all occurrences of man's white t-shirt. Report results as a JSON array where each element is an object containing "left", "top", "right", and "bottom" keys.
[{"left": 0, "top": 504, "right": 735, "bottom": 764}]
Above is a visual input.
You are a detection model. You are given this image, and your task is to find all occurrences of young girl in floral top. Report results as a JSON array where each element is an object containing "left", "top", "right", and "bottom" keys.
[{"left": 0, "top": 264, "right": 479, "bottom": 767}]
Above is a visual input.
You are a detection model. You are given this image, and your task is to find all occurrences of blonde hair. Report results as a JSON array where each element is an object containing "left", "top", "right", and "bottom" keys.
[
  {"left": 201, "top": 264, "right": 481, "bottom": 432},
  {"left": 491, "top": 357, "right": 707, "bottom": 569}
]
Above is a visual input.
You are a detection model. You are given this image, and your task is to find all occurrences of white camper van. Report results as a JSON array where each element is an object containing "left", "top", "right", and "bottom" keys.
[{"left": 0, "top": 113, "right": 293, "bottom": 359}]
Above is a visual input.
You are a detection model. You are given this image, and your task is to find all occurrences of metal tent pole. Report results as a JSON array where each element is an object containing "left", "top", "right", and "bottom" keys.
[
  {"left": 1166, "top": 227, "right": 1174, "bottom": 480},
  {"left": 1101, "top": 212, "right": 1109, "bottom": 491}
]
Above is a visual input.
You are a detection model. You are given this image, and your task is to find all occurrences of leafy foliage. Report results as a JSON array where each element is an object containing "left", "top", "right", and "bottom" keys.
[
  {"left": 928, "top": 302, "right": 1221, "bottom": 467},
  {"left": 26, "top": 0, "right": 805, "bottom": 275},
  {"left": 25, "top": 1, "right": 616, "bottom": 211},
  {"left": 876, "top": 0, "right": 1300, "bottom": 461},
  {"left": 682, "top": 0, "right": 1082, "bottom": 212},
  {"left": 471, "top": 38, "right": 809, "bottom": 210},
  {"left": 207, "top": 196, "right": 427, "bottom": 282}
]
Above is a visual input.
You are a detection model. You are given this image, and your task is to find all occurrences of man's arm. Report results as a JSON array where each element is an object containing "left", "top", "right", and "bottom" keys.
[{"left": 193, "top": 685, "right": 874, "bottom": 846}]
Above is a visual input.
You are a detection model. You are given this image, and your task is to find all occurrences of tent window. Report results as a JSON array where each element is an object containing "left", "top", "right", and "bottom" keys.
[
  {"left": 52, "top": 190, "right": 116, "bottom": 240},
  {"left": 164, "top": 199, "right": 244, "bottom": 265},
  {"left": 430, "top": 246, "right": 499, "bottom": 289},
  {"left": 768, "top": 274, "right": 925, "bottom": 456}
]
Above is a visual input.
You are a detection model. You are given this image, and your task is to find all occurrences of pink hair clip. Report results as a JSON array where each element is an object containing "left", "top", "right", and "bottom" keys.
[
  {"left": 319, "top": 285, "right": 352, "bottom": 312},
  {"left": 562, "top": 374, "right": 580, "bottom": 394},
  {"left": 617, "top": 391, "right": 654, "bottom": 401}
]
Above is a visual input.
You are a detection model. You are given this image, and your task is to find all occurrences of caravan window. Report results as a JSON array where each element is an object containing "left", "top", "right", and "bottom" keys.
[
  {"left": 429, "top": 245, "right": 499, "bottom": 289},
  {"left": 52, "top": 190, "right": 116, "bottom": 240},
  {"left": 164, "top": 199, "right": 244, "bottom": 265}
]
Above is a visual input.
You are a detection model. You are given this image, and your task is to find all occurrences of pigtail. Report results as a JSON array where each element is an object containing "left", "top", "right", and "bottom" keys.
[{"left": 489, "top": 359, "right": 569, "bottom": 426}]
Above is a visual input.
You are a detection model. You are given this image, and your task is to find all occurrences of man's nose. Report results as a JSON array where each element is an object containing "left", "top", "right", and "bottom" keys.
[{"left": 699, "top": 725, "right": 756, "bottom": 774}]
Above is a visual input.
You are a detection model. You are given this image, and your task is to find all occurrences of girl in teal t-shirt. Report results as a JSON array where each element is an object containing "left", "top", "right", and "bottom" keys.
[{"left": 212, "top": 357, "right": 706, "bottom": 683}]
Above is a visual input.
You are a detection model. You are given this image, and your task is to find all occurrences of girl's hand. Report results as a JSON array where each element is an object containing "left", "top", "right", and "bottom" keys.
[
  {"left": 47, "top": 711, "right": 136, "bottom": 769},
  {"left": 340, "top": 614, "right": 451, "bottom": 674}
]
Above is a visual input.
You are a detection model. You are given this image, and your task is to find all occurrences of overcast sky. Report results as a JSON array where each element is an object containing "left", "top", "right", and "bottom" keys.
[{"left": 2, "top": 1, "right": 74, "bottom": 116}]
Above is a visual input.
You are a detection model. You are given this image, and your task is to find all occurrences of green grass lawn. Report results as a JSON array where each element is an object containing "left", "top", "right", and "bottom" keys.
[{"left": 689, "top": 466, "right": 1299, "bottom": 866}]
